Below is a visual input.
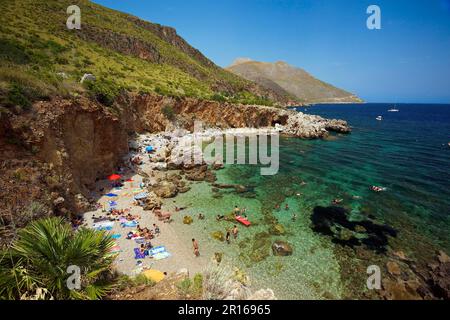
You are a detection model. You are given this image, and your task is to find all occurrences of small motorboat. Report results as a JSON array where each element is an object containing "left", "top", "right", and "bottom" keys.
[{"left": 376, "top": 116, "right": 383, "bottom": 121}]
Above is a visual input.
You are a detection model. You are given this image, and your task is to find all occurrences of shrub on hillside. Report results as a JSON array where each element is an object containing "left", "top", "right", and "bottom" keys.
[
  {"left": 161, "top": 105, "right": 175, "bottom": 120},
  {"left": 84, "top": 79, "right": 120, "bottom": 107}
]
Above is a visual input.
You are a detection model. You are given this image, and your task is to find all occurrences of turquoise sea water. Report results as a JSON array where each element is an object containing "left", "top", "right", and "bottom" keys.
[{"left": 166, "top": 103, "right": 450, "bottom": 299}]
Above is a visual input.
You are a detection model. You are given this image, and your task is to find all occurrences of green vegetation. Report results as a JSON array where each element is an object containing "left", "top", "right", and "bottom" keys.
[
  {"left": 83, "top": 78, "right": 121, "bottom": 107},
  {"left": 176, "top": 273, "right": 203, "bottom": 298},
  {"left": 0, "top": 217, "right": 117, "bottom": 300},
  {"left": 0, "top": 0, "right": 279, "bottom": 109}
]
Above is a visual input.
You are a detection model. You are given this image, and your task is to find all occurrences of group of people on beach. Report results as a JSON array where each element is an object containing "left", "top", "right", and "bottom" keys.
[{"left": 132, "top": 223, "right": 160, "bottom": 241}]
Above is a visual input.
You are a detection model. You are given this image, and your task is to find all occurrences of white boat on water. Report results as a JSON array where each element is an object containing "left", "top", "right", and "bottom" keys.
[
  {"left": 388, "top": 105, "right": 399, "bottom": 112},
  {"left": 376, "top": 116, "right": 383, "bottom": 121}
]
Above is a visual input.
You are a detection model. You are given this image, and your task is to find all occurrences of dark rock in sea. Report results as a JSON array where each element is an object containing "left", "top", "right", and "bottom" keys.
[{"left": 310, "top": 206, "right": 398, "bottom": 254}]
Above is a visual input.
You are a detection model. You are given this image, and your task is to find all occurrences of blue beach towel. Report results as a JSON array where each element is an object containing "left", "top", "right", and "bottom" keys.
[
  {"left": 93, "top": 221, "right": 114, "bottom": 231},
  {"left": 121, "top": 221, "right": 138, "bottom": 228},
  {"left": 111, "top": 234, "right": 121, "bottom": 239},
  {"left": 105, "top": 193, "right": 118, "bottom": 197},
  {"left": 148, "top": 246, "right": 166, "bottom": 256},
  {"left": 134, "top": 248, "right": 145, "bottom": 259}
]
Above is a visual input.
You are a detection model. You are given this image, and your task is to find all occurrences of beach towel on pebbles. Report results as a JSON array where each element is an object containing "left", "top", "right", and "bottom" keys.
[
  {"left": 121, "top": 220, "right": 138, "bottom": 227},
  {"left": 93, "top": 221, "right": 114, "bottom": 231},
  {"left": 148, "top": 246, "right": 171, "bottom": 260}
]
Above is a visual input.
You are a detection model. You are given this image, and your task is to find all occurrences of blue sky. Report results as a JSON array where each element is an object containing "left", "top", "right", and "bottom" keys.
[{"left": 93, "top": 0, "right": 450, "bottom": 103}]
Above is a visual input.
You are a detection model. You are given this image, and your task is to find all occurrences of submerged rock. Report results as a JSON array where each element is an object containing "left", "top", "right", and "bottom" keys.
[
  {"left": 272, "top": 240, "right": 293, "bottom": 256},
  {"left": 310, "top": 206, "right": 397, "bottom": 254},
  {"left": 211, "top": 231, "right": 225, "bottom": 242},
  {"left": 269, "top": 223, "right": 286, "bottom": 236},
  {"left": 183, "top": 215, "right": 193, "bottom": 225}
]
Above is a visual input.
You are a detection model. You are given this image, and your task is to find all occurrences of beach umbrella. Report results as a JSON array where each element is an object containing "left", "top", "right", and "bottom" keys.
[
  {"left": 108, "top": 174, "right": 121, "bottom": 181},
  {"left": 145, "top": 146, "right": 154, "bottom": 152},
  {"left": 142, "top": 269, "right": 165, "bottom": 283}
]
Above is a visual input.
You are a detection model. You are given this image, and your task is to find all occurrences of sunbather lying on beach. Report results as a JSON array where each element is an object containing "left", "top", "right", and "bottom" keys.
[
  {"left": 216, "top": 214, "right": 225, "bottom": 221},
  {"left": 126, "top": 213, "right": 140, "bottom": 221}
]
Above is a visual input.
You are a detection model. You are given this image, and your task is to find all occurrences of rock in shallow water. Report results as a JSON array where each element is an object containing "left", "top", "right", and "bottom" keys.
[
  {"left": 310, "top": 206, "right": 397, "bottom": 254},
  {"left": 272, "top": 240, "right": 293, "bottom": 256}
]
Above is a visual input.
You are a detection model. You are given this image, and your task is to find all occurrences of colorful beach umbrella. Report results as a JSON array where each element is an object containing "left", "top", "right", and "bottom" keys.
[
  {"left": 108, "top": 174, "right": 121, "bottom": 181},
  {"left": 145, "top": 146, "right": 154, "bottom": 152},
  {"left": 142, "top": 269, "right": 165, "bottom": 283}
]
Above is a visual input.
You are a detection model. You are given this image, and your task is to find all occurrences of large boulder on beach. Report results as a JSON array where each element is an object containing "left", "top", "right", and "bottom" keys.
[
  {"left": 152, "top": 181, "right": 178, "bottom": 198},
  {"left": 272, "top": 240, "right": 293, "bottom": 256},
  {"left": 142, "top": 192, "right": 162, "bottom": 210}
]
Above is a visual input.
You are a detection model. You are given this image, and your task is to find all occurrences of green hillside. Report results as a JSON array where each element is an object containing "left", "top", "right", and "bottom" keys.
[{"left": 0, "top": 0, "right": 286, "bottom": 112}]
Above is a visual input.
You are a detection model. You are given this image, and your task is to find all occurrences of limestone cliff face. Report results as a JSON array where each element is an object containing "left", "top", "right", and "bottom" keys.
[{"left": 124, "top": 93, "right": 349, "bottom": 137}]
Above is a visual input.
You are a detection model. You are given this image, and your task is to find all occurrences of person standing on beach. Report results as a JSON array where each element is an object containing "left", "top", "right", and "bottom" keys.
[
  {"left": 226, "top": 231, "right": 231, "bottom": 244},
  {"left": 192, "top": 238, "right": 200, "bottom": 257},
  {"left": 153, "top": 223, "right": 160, "bottom": 236},
  {"left": 232, "top": 225, "right": 238, "bottom": 239}
]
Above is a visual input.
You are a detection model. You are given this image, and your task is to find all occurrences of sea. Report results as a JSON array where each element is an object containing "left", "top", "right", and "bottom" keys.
[{"left": 165, "top": 103, "right": 450, "bottom": 299}]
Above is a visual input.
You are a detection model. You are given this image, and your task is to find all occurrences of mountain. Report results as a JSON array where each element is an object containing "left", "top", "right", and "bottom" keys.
[
  {"left": 227, "top": 59, "right": 362, "bottom": 104},
  {"left": 0, "top": 0, "right": 289, "bottom": 109}
]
